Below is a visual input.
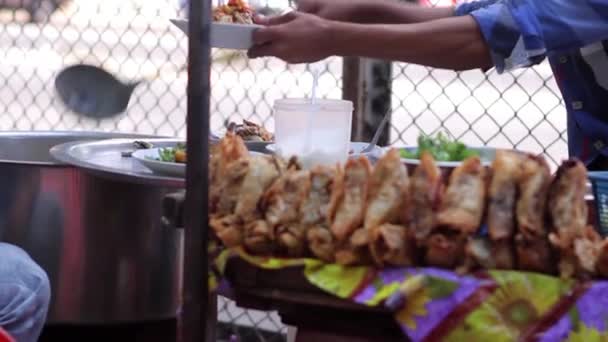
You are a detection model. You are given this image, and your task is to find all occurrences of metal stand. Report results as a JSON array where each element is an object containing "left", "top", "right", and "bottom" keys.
[{"left": 183, "top": 0, "right": 213, "bottom": 340}]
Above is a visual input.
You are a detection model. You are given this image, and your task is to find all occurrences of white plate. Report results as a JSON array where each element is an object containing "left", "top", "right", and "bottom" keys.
[
  {"left": 132, "top": 148, "right": 186, "bottom": 177},
  {"left": 132, "top": 148, "right": 267, "bottom": 177},
  {"left": 170, "top": 19, "right": 262, "bottom": 50},
  {"left": 397, "top": 146, "right": 497, "bottom": 168}
]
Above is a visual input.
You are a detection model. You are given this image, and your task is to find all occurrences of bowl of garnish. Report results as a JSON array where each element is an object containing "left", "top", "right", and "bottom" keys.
[
  {"left": 170, "top": 0, "right": 262, "bottom": 50},
  {"left": 398, "top": 132, "right": 496, "bottom": 174}
]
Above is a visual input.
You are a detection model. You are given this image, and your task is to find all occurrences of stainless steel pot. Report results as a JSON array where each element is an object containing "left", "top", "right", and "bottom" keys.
[{"left": 0, "top": 131, "right": 183, "bottom": 324}]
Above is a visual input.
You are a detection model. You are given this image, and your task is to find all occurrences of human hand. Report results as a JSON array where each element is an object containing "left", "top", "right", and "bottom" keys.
[{"left": 249, "top": 12, "right": 334, "bottom": 64}]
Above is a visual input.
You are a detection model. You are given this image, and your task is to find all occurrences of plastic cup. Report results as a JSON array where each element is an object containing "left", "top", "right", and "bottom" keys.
[{"left": 273, "top": 98, "right": 353, "bottom": 169}]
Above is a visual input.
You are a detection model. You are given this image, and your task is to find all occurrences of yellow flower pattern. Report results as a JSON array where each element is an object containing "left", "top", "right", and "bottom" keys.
[{"left": 395, "top": 287, "right": 431, "bottom": 330}]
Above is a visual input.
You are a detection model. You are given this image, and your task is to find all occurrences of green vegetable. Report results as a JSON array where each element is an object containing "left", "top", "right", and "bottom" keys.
[
  {"left": 157, "top": 144, "right": 187, "bottom": 163},
  {"left": 399, "top": 132, "right": 479, "bottom": 162}
]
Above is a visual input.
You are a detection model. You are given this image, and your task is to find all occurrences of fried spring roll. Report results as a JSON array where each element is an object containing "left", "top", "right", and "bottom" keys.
[
  {"left": 261, "top": 169, "right": 311, "bottom": 256},
  {"left": 369, "top": 223, "right": 413, "bottom": 267},
  {"left": 547, "top": 159, "right": 588, "bottom": 242},
  {"left": 437, "top": 156, "right": 486, "bottom": 234},
  {"left": 235, "top": 155, "right": 284, "bottom": 222},
  {"left": 424, "top": 230, "right": 466, "bottom": 268},
  {"left": 329, "top": 157, "right": 372, "bottom": 242},
  {"left": 302, "top": 166, "right": 338, "bottom": 262},
  {"left": 488, "top": 150, "right": 522, "bottom": 240},
  {"left": 210, "top": 132, "right": 249, "bottom": 212},
  {"left": 409, "top": 152, "right": 443, "bottom": 245},
  {"left": 364, "top": 149, "right": 409, "bottom": 230},
  {"left": 334, "top": 228, "right": 372, "bottom": 266},
  {"left": 516, "top": 154, "right": 551, "bottom": 239},
  {"left": 209, "top": 214, "right": 243, "bottom": 248},
  {"left": 515, "top": 234, "right": 555, "bottom": 274}
]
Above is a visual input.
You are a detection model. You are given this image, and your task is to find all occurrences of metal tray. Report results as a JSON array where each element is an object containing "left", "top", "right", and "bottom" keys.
[{"left": 50, "top": 138, "right": 186, "bottom": 188}]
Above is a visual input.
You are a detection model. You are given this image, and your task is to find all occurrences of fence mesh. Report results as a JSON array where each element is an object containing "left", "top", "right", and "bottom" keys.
[{"left": 0, "top": 0, "right": 569, "bottom": 340}]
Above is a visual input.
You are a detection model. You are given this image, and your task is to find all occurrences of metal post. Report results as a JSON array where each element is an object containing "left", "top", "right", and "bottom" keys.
[
  {"left": 342, "top": 58, "right": 392, "bottom": 146},
  {"left": 183, "top": 0, "right": 212, "bottom": 340}
]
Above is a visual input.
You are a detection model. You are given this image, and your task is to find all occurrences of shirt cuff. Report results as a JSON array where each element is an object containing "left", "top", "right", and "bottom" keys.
[{"left": 455, "top": 2, "right": 546, "bottom": 73}]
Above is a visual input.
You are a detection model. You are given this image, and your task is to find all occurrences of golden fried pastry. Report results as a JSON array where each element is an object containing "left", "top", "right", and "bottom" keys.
[
  {"left": 235, "top": 155, "right": 284, "bottom": 222},
  {"left": 209, "top": 214, "right": 243, "bottom": 248},
  {"left": 307, "top": 226, "right": 335, "bottom": 262},
  {"left": 516, "top": 154, "right": 551, "bottom": 239},
  {"left": 488, "top": 150, "right": 522, "bottom": 240},
  {"left": 547, "top": 159, "right": 588, "bottom": 242},
  {"left": 515, "top": 234, "right": 555, "bottom": 274},
  {"left": 329, "top": 157, "right": 372, "bottom": 242},
  {"left": 261, "top": 169, "right": 311, "bottom": 256},
  {"left": 301, "top": 165, "right": 336, "bottom": 226},
  {"left": 369, "top": 223, "right": 412, "bottom": 267},
  {"left": 243, "top": 220, "right": 275, "bottom": 255},
  {"left": 437, "top": 156, "right": 486, "bottom": 234},
  {"left": 408, "top": 152, "right": 443, "bottom": 245},
  {"left": 210, "top": 131, "right": 249, "bottom": 212},
  {"left": 364, "top": 149, "right": 409, "bottom": 230},
  {"left": 425, "top": 231, "right": 466, "bottom": 268}
]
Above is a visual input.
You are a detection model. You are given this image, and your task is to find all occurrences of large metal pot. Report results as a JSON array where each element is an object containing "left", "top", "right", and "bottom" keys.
[{"left": 0, "top": 131, "right": 183, "bottom": 324}]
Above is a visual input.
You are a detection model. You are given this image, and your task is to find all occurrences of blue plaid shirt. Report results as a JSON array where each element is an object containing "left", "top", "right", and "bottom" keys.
[{"left": 455, "top": 0, "right": 608, "bottom": 168}]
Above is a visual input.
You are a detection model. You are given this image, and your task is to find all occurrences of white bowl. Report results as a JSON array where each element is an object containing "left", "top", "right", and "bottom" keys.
[{"left": 170, "top": 19, "right": 262, "bottom": 50}]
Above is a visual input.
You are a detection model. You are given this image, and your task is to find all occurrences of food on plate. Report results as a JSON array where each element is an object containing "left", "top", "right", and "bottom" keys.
[
  {"left": 437, "top": 156, "right": 486, "bottom": 234},
  {"left": 208, "top": 133, "right": 607, "bottom": 280},
  {"left": 399, "top": 132, "right": 479, "bottom": 161},
  {"left": 157, "top": 143, "right": 187, "bottom": 163},
  {"left": 408, "top": 151, "right": 443, "bottom": 246},
  {"left": 213, "top": 0, "right": 254, "bottom": 24},
  {"left": 225, "top": 119, "right": 274, "bottom": 142}
]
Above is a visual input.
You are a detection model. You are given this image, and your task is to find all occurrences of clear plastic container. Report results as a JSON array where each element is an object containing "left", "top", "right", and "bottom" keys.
[{"left": 273, "top": 98, "right": 353, "bottom": 169}]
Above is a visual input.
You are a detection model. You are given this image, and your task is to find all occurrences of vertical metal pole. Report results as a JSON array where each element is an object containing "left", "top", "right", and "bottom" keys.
[
  {"left": 342, "top": 57, "right": 392, "bottom": 145},
  {"left": 184, "top": 0, "right": 212, "bottom": 340}
]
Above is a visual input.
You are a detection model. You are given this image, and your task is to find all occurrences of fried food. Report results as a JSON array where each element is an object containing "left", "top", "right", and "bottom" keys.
[
  {"left": 364, "top": 149, "right": 409, "bottom": 230},
  {"left": 488, "top": 150, "right": 521, "bottom": 240},
  {"left": 235, "top": 155, "right": 284, "bottom": 222},
  {"left": 408, "top": 152, "right": 443, "bottom": 245},
  {"left": 437, "top": 156, "right": 486, "bottom": 234},
  {"left": 302, "top": 166, "right": 338, "bottom": 262},
  {"left": 516, "top": 154, "right": 551, "bottom": 239},
  {"left": 369, "top": 223, "right": 413, "bottom": 267},
  {"left": 329, "top": 157, "right": 372, "bottom": 242},
  {"left": 425, "top": 230, "right": 466, "bottom": 268},
  {"left": 262, "top": 169, "right": 311, "bottom": 256}
]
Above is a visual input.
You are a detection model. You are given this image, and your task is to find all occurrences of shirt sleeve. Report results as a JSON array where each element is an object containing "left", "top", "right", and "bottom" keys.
[{"left": 454, "top": 0, "right": 608, "bottom": 73}]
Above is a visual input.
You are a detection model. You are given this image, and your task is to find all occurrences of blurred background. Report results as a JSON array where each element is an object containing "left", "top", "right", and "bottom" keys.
[{"left": 0, "top": 0, "right": 567, "bottom": 340}]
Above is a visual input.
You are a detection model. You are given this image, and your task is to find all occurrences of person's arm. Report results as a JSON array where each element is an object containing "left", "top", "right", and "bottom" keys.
[
  {"left": 342, "top": 0, "right": 456, "bottom": 24},
  {"left": 249, "top": 12, "right": 492, "bottom": 70},
  {"left": 294, "top": 0, "right": 463, "bottom": 24},
  {"left": 326, "top": 16, "right": 492, "bottom": 70}
]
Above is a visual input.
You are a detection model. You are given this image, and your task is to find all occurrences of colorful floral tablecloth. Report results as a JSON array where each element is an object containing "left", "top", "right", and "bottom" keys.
[{"left": 208, "top": 245, "right": 608, "bottom": 342}]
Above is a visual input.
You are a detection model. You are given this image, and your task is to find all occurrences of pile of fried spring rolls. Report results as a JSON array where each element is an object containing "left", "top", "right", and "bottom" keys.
[{"left": 209, "top": 132, "right": 608, "bottom": 279}]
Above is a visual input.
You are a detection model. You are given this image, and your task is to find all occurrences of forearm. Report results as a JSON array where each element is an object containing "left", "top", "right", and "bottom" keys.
[
  {"left": 351, "top": 0, "right": 455, "bottom": 24},
  {"left": 327, "top": 15, "right": 492, "bottom": 70}
]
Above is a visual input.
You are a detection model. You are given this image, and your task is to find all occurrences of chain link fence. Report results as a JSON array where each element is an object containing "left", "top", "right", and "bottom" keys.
[{"left": 0, "top": 0, "right": 569, "bottom": 340}]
